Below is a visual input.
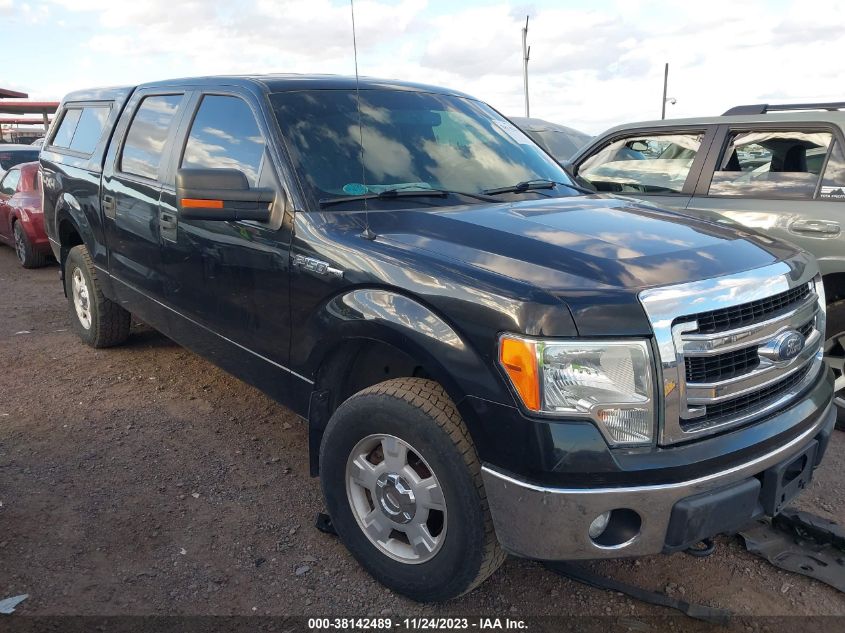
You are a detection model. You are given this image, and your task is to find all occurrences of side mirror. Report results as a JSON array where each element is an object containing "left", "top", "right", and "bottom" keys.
[{"left": 176, "top": 168, "right": 274, "bottom": 222}]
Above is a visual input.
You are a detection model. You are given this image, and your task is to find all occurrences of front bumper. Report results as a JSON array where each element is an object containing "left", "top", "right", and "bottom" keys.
[{"left": 482, "top": 392, "right": 835, "bottom": 560}]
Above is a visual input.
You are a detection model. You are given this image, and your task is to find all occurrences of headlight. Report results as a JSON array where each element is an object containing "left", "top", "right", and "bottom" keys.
[{"left": 498, "top": 336, "right": 655, "bottom": 446}]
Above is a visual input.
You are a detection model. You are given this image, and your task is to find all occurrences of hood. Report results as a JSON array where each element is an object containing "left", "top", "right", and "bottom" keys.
[{"left": 362, "top": 195, "right": 799, "bottom": 335}]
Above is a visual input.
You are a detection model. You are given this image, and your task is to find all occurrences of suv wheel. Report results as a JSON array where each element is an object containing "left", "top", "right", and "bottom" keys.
[
  {"left": 13, "top": 221, "right": 47, "bottom": 269},
  {"left": 65, "top": 245, "right": 131, "bottom": 348},
  {"left": 823, "top": 299, "right": 845, "bottom": 430},
  {"left": 319, "top": 378, "right": 505, "bottom": 601}
]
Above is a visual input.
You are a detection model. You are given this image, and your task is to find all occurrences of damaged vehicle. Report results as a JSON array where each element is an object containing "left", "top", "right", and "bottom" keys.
[{"left": 41, "top": 76, "right": 835, "bottom": 601}]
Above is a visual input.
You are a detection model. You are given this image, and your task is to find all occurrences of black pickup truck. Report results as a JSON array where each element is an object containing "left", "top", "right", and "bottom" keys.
[{"left": 40, "top": 75, "right": 835, "bottom": 602}]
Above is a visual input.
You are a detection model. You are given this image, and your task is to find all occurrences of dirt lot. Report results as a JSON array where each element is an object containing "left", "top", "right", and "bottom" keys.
[{"left": 1, "top": 246, "right": 843, "bottom": 622}]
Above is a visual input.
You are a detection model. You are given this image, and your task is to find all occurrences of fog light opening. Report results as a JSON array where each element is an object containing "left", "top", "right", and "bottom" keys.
[
  {"left": 589, "top": 508, "right": 642, "bottom": 548},
  {"left": 588, "top": 511, "right": 611, "bottom": 539}
]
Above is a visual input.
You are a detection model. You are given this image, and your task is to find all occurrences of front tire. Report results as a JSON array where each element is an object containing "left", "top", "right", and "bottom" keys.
[
  {"left": 64, "top": 245, "right": 131, "bottom": 348},
  {"left": 13, "top": 221, "right": 48, "bottom": 269},
  {"left": 319, "top": 378, "right": 505, "bottom": 602},
  {"left": 823, "top": 299, "right": 845, "bottom": 430}
]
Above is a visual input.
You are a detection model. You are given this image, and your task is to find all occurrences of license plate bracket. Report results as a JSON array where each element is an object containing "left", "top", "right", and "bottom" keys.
[{"left": 760, "top": 439, "right": 818, "bottom": 516}]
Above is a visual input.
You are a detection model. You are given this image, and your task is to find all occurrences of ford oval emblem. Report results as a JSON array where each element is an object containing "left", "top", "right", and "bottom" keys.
[
  {"left": 758, "top": 330, "right": 806, "bottom": 364},
  {"left": 775, "top": 331, "right": 805, "bottom": 361}
]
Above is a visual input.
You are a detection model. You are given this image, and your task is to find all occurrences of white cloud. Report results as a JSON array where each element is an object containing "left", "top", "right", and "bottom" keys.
[{"left": 12, "top": 0, "right": 845, "bottom": 135}]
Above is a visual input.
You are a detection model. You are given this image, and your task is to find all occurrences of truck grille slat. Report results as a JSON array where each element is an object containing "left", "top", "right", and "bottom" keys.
[
  {"left": 685, "top": 347, "right": 759, "bottom": 383},
  {"left": 686, "top": 285, "right": 810, "bottom": 334},
  {"left": 682, "top": 364, "right": 811, "bottom": 430},
  {"left": 684, "top": 319, "right": 815, "bottom": 384}
]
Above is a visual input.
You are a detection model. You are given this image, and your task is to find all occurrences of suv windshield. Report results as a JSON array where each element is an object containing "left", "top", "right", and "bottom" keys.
[
  {"left": 270, "top": 89, "right": 575, "bottom": 208},
  {"left": 0, "top": 149, "right": 39, "bottom": 171}
]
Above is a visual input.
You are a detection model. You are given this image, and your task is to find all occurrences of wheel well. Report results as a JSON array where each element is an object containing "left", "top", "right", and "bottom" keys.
[
  {"left": 307, "top": 339, "right": 431, "bottom": 475},
  {"left": 319, "top": 339, "right": 428, "bottom": 418},
  {"left": 822, "top": 272, "right": 845, "bottom": 304},
  {"left": 58, "top": 218, "right": 83, "bottom": 266}
]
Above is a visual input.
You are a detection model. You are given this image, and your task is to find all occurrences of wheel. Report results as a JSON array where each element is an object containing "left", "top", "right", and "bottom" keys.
[
  {"left": 64, "top": 244, "right": 131, "bottom": 348},
  {"left": 13, "top": 221, "right": 48, "bottom": 269},
  {"left": 823, "top": 299, "right": 845, "bottom": 430},
  {"left": 319, "top": 378, "right": 505, "bottom": 602}
]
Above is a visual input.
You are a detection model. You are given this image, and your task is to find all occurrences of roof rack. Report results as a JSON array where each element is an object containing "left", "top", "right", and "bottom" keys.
[{"left": 723, "top": 102, "right": 845, "bottom": 115}]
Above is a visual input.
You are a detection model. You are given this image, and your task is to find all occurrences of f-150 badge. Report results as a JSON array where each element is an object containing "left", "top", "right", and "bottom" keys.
[{"left": 292, "top": 254, "right": 344, "bottom": 279}]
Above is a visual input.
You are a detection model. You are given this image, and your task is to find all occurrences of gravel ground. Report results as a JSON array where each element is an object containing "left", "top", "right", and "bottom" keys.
[{"left": 0, "top": 246, "right": 843, "bottom": 622}]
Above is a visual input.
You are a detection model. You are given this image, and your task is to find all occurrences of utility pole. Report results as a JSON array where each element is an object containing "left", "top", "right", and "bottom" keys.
[
  {"left": 661, "top": 63, "right": 669, "bottom": 120},
  {"left": 522, "top": 15, "right": 530, "bottom": 118}
]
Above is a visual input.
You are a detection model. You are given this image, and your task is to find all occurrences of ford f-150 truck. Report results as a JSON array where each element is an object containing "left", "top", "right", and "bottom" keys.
[{"left": 40, "top": 75, "right": 835, "bottom": 602}]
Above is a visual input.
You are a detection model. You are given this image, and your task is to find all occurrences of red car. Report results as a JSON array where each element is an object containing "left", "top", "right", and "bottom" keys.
[{"left": 0, "top": 161, "right": 52, "bottom": 268}]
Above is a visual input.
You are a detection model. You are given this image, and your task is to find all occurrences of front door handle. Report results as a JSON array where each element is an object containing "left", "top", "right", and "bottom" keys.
[{"left": 789, "top": 219, "right": 840, "bottom": 235}]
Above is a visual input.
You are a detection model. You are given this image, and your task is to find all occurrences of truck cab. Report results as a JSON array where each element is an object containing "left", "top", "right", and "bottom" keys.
[{"left": 40, "top": 76, "right": 836, "bottom": 602}]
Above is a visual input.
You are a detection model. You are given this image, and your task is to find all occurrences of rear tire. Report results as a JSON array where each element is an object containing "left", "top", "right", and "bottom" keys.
[
  {"left": 823, "top": 299, "right": 845, "bottom": 430},
  {"left": 319, "top": 378, "right": 505, "bottom": 602},
  {"left": 13, "top": 221, "right": 48, "bottom": 269},
  {"left": 64, "top": 244, "right": 131, "bottom": 348}
]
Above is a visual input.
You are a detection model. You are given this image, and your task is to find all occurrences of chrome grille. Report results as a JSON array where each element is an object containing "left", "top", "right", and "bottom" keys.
[
  {"left": 639, "top": 256, "right": 825, "bottom": 445},
  {"left": 686, "top": 284, "right": 811, "bottom": 334}
]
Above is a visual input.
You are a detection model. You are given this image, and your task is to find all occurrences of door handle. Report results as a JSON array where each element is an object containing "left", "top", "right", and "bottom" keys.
[
  {"left": 160, "top": 212, "right": 177, "bottom": 229},
  {"left": 102, "top": 194, "right": 116, "bottom": 219},
  {"left": 789, "top": 219, "right": 840, "bottom": 235}
]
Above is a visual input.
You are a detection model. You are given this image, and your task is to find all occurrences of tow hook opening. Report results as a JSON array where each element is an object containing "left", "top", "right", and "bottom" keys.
[{"left": 589, "top": 508, "right": 642, "bottom": 548}]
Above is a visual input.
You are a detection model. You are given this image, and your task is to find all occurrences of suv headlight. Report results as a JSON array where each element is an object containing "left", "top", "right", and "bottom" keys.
[{"left": 498, "top": 335, "right": 655, "bottom": 446}]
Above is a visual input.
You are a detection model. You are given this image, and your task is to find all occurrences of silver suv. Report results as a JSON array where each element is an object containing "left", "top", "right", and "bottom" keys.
[{"left": 569, "top": 102, "right": 845, "bottom": 427}]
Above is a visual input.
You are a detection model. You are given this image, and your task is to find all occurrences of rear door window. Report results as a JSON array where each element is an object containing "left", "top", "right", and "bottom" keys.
[
  {"left": 121, "top": 94, "right": 184, "bottom": 181},
  {"left": 68, "top": 106, "right": 111, "bottom": 154},
  {"left": 51, "top": 108, "right": 82, "bottom": 148},
  {"left": 578, "top": 132, "right": 704, "bottom": 194},
  {"left": 708, "top": 130, "right": 833, "bottom": 198},
  {"left": 181, "top": 95, "right": 265, "bottom": 186},
  {"left": 50, "top": 105, "right": 111, "bottom": 155}
]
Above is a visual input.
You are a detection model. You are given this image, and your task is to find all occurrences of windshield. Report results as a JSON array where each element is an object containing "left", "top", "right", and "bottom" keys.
[
  {"left": 270, "top": 89, "right": 575, "bottom": 208},
  {"left": 0, "top": 150, "right": 39, "bottom": 171}
]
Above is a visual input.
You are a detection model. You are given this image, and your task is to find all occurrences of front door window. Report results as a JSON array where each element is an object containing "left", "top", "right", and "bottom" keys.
[{"left": 579, "top": 132, "right": 703, "bottom": 194}]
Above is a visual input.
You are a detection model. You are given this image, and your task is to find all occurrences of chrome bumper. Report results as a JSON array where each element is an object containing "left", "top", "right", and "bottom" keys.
[{"left": 481, "top": 399, "right": 834, "bottom": 560}]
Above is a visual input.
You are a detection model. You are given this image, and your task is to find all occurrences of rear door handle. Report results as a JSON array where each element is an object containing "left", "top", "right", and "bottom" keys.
[
  {"left": 789, "top": 219, "right": 840, "bottom": 235},
  {"left": 160, "top": 212, "right": 177, "bottom": 229},
  {"left": 102, "top": 194, "right": 116, "bottom": 219}
]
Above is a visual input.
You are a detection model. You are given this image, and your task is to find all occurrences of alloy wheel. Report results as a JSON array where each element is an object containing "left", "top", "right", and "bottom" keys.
[
  {"left": 345, "top": 434, "right": 447, "bottom": 564},
  {"left": 13, "top": 225, "right": 26, "bottom": 264},
  {"left": 71, "top": 268, "right": 93, "bottom": 330},
  {"left": 823, "top": 332, "right": 845, "bottom": 410}
]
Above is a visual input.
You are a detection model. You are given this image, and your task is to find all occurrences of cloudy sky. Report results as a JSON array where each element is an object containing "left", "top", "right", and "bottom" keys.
[{"left": 2, "top": 0, "right": 845, "bottom": 133}]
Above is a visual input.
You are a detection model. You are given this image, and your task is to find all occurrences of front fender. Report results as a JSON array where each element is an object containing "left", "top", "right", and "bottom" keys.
[
  {"left": 301, "top": 287, "right": 507, "bottom": 408},
  {"left": 298, "top": 287, "right": 524, "bottom": 474}
]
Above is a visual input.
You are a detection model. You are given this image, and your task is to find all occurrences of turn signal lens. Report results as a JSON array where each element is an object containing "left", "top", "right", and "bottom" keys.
[
  {"left": 181, "top": 198, "right": 223, "bottom": 208},
  {"left": 499, "top": 337, "right": 540, "bottom": 411}
]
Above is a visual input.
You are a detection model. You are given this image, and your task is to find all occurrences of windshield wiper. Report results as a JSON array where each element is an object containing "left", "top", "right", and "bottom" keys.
[
  {"left": 319, "top": 188, "right": 498, "bottom": 208},
  {"left": 483, "top": 179, "right": 557, "bottom": 195},
  {"left": 483, "top": 179, "right": 596, "bottom": 196}
]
